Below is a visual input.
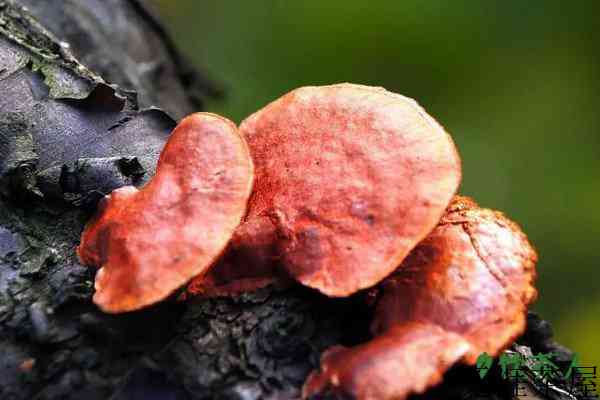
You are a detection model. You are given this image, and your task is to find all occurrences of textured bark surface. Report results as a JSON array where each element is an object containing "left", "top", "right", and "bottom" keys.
[
  {"left": 0, "top": 1, "right": 580, "bottom": 400},
  {"left": 17, "top": 0, "right": 221, "bottom": 119}
]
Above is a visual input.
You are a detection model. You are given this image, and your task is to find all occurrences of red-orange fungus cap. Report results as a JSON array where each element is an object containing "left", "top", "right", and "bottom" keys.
[
  {"left": 303, "top": 322, "right": 471, "bottom": 400},
  {"left": 237, "top": 84, "right": 462, "bottom": 297},
  {"left": 303, "top": 196, "right": 538, "bottom": 399},
  {"left": 77, "top": 113, "right": 254, "bottom": 313}
]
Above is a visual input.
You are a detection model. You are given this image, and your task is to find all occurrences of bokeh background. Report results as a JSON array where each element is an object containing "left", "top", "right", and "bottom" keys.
[{"left": 155, "top": 0, "right": 600, "bottom": 365}]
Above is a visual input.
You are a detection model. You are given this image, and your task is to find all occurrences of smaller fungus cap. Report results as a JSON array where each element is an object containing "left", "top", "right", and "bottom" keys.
[
  {"left": 371, "top": 196, "right": 538, "bottom": 355},
  {"left": 303, "top": 322, "right": 472, "bottom": 400},
  {"left": 303, "top": 196, "right": 538, "bottom": 399},
  {"left": 237, "top": 84, "right": 462, "bottom": 297},
  {"left": 77, "top": 113, "right": 254, "bottom": 313}
]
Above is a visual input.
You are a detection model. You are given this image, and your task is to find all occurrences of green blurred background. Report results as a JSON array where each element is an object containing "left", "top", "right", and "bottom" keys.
[{"left": 155, "top": 0, "right": 600, "bottom": 365}]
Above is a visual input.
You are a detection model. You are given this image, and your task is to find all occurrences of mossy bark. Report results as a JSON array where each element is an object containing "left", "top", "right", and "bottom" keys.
[{"left": 0, "top": 1, "right": 581, "bottom": 399}]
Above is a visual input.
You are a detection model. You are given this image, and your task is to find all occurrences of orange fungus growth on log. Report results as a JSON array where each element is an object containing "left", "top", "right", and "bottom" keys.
[
  {"left": 371, "top": 195, "right": 538, "bottom": 352},
  {"left": 303, "top": 323, "right": 471, "bottom": 400},
  {"left": 77, "top": 113, "right": 254, "bottom": 313},
  {"left": 233, "top": 84, "right": 462, "bottom": 297},
  {"left": 303, "top": 196, "right": 538, "bottom": 399}
]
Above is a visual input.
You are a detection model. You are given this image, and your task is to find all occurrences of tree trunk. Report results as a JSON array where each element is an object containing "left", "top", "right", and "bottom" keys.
[{"left": 0, "top": 1, "right": 581, "bottom": 399}]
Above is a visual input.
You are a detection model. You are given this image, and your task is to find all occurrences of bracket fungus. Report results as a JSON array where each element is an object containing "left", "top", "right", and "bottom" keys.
[
  {"left": 72, "top": 82, "right": 540, "bottom": 398},
  {"left": 303, "top": 196, "right": 538, "bottom": 399},
  {"left": 194, "top": 84, "right": 462, "bottom": 298},
  {"left": 77, "top": 113, "right": 254, "bottom": 313}
]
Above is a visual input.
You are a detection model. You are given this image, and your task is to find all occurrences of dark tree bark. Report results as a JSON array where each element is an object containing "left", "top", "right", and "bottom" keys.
[
  {"left": 17, "top": 0, "right": 221, "bottom": 119},
  {"left": 0, "top": 1, "right": 583, "bottom": 400}
]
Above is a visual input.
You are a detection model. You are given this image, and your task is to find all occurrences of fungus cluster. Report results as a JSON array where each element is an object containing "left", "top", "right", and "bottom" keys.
[
  {"left": 77, "top": 84, "right": 538, "bottom": 399},
  {"left": 303, "top": 196, "right": 537, "bottom": 399}
]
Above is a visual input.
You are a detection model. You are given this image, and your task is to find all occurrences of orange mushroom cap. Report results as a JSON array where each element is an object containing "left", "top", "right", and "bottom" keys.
[
  {"left": 229, "top": 83, "right": 462, "bottom": 297},
  {"left": 303, "top": 196, "right": 538, "bottom": 399},
  {"left": 77, "top": 113, "right": 254, "bottom": 313},
  {"left": 303, "top": 322, "right": 472, "bottom": 400}
]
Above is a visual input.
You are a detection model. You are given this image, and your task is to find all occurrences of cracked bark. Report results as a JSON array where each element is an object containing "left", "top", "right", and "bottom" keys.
[{"left": 0, "top": 1, "right": 581, "bottom": 399}]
